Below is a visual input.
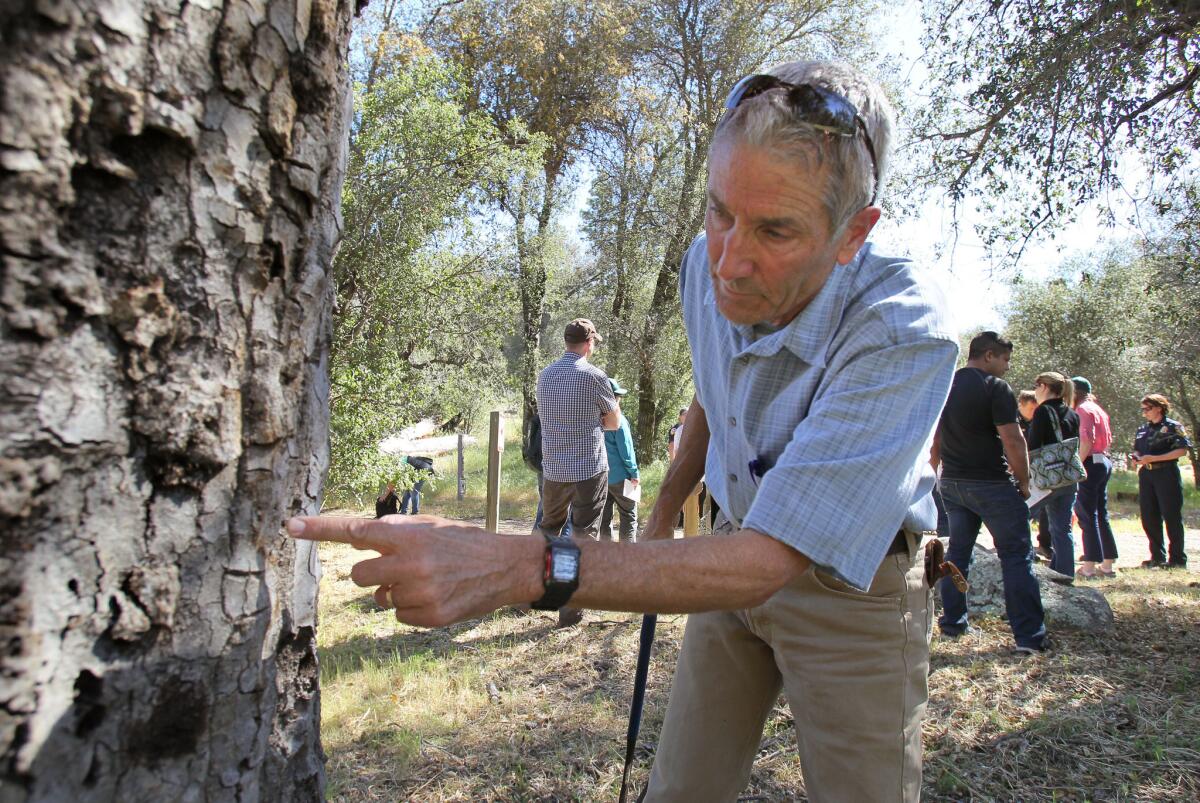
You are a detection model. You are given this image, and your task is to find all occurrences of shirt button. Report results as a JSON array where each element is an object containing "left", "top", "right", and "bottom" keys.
[
  {"left": 729, "top": 416, "right": 736, "bottom": 427},
  {"left": 729, "top": 473, "right": 738, "bottom": 483}
]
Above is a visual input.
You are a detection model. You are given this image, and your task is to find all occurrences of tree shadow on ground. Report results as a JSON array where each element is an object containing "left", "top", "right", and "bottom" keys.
[
  {"left": 318, "top": 604, "right": 669, "bottom": 689},
  {"left": 319, "top": 614, "right": 558, "bottom": 676}
]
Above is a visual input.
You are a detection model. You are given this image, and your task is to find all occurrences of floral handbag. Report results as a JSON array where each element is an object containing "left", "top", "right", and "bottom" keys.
[{"left": 1028, "top": 406, "right": 1086, "bottom": 490}]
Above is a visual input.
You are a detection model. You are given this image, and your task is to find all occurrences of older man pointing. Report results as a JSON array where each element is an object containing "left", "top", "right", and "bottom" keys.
[{"left": 289, "top": 60, "right": 956, "bottom": 802}]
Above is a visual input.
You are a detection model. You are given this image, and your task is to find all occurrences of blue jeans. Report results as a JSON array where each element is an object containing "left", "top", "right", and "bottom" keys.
[
  {"left": 1031, "top": 484, "right": 1078, "bottom": 575},
  {"left": 933, "top": 483, "right": 949, "bottom": 539},
  {"left": 400, "top": 479, "right": 426, "bottom": 514},
  {"left": 1075, "top": 455, "right": 1118, "bottom": 561},
  {"left": 938, "top": 478, "right": 1046, "bottom": 649}
]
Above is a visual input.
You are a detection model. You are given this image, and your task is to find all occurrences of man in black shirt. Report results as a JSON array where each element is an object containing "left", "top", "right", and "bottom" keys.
[{"left": 931, "top": 331, "right": 1046, "bottom": 655}]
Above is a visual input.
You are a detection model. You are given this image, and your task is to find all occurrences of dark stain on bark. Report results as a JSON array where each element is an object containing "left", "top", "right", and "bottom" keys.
[
  {"left": 139, "top": 442, "right": 226, "bottom": 491},
  {"left": 126, "top": 675, "right": 209, "bottom": 761}
]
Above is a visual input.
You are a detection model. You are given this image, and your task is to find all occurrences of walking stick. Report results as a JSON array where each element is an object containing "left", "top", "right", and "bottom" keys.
[{"left": 618, "top": 613, "right": 657, "bottom": 803}]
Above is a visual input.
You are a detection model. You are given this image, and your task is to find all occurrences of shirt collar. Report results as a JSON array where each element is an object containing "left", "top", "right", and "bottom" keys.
[
  {"left": 707, "top": 249, "right": 860, "bottom": 369},
  {"left": 559, "top": 351, "right": 585, "bottom": 364}
]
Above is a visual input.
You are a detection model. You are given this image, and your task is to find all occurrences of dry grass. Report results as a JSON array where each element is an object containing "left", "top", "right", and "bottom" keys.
[
  {"left": 318, "top": 490, "right": 1200, "bottom": 801},
  {"left": 923, "top": 569, "right": 1200, "bottom": 802}
]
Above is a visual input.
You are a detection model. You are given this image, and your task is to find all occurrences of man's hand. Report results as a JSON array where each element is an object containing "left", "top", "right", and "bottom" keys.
[
  {"left": 997, "top": 422, "right": 1031, "bottom": 494},
  {"left": 642, "top": 395, "right": 709, "bottom": 541},
  {"left": 287, "top": 515, "right": 543, "bottom": 627},
  {"left": 1018, "top": 480, "right": 1031, "bottom": 500},
  {"left": 639, "top": 511, "right": 675, "bottom": 541},
  {"left": 629, "top": 478, "right": 640, "bottom": 486}
]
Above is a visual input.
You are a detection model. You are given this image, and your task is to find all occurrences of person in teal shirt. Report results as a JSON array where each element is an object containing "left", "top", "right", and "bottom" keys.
[{"left": 601, "top": 378, "right": 639, "bottom": 542}]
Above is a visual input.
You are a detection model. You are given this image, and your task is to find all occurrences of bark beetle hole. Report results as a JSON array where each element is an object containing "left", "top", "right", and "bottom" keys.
[
  {"left": 296, "top": 625, "right": 316, "bottom": 673},
  {"left": 67, "top": 579, "right": 79, "bottom": 593},
  {"left": 268, "top": 240, "right": 285, "bottom": 279},
  {"left": 276, "top": 623, "right": 315, "bottom": 663},
  {"left": 73, "top": 670, "right": 106, "bottom": 737}
]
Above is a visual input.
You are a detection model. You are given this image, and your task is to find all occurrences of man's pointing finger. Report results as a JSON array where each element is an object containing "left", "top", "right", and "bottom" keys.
[{"left": 285, "top": 516, "right": 403, "bottom": 552}]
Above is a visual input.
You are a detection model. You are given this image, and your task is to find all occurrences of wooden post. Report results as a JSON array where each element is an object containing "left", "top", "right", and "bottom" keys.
[
  {"left": 682, "top": 484, "right": 701, "bottom": 536},
  {"left": 456, "top": 432, "right": 465, "bottom": 501},
  {"left": 485, "top": 411, "right": 504, "bottom": 533}
]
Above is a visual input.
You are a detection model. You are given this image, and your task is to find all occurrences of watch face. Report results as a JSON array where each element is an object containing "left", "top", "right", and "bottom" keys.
[{"left": 550, "top": 551, "right": 578, "bottom": 583}]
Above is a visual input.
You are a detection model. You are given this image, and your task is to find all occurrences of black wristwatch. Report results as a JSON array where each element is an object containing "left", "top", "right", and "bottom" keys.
[{"left": 531, "top": 534, "right": 581, "bottom": 610}]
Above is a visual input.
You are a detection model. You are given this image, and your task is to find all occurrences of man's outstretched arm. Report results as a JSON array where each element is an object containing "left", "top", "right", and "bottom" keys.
[
  {"left": 288, "top": 395, "right": 808, "bottom": 627},
  {"left": 287, "top": 514, "right": 809, "bottom": 628}
]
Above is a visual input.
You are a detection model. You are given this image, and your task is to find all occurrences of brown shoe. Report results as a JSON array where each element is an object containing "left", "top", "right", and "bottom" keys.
[{"left": 557, "top": 607, "right": 583, "bottom": 628}]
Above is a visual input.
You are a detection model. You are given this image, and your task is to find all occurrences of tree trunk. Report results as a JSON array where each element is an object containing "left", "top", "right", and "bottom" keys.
[
  {"left": 634, "top": 148, "right": 708, "bottom": 460},
  {"left": 1173, "top": 379, "right": 1200, "bottom": 490},
  {"left": 519, "top": 165, "right": 560, "bottom": 453},
  {"left": 0, "top": 1, "right": 354, "bottom": 800}
]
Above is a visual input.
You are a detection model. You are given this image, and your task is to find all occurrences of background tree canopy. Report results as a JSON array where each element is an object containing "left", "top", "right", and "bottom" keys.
[
  {"left": 917, "top": 0, "right": 1200, "bottom": 257},
  {"left": 329, "top": 0, "right": 1200, "bottom": 501}
]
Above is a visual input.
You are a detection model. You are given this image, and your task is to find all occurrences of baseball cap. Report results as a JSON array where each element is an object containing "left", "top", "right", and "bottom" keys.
[
  {"left": 609, "top": 377, "right": 628, "bottom": 396},
  {"left": 564, "top": 318, "right": 602, "bottom": 344}
]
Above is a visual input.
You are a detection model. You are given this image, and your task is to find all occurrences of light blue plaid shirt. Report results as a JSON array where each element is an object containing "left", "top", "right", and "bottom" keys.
[{"left": 681, "top": 235, "right": 958, "bottom": 591}]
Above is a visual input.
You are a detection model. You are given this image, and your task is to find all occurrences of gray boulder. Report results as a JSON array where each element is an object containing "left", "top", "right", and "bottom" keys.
[{"left": 936, "top": 543, "right": 1114, "bottom": 630}]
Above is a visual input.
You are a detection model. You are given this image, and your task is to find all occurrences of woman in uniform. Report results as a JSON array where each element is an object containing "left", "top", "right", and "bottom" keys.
[{"left": 1131, "top": 394, "right": 1192, "bottom": 568}]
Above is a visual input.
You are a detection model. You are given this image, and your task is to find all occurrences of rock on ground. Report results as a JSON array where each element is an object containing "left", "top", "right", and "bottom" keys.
[{"left": 937, "top": 543, "right": 1115, "bottom": 630}]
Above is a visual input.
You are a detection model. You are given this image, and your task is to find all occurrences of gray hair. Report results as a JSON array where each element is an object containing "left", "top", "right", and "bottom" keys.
[{"left": 712, "top": 61, "right": 895, "bottom": 235}]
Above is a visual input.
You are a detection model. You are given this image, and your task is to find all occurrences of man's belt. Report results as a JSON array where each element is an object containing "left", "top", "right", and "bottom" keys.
[{"left": 1145, "top": 459, "right": 1179, "bottom": 471}]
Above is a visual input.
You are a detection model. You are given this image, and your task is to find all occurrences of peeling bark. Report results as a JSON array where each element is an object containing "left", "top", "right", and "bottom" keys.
[{"left": 0, "top": 1, "right": 353, "bottom": 799}]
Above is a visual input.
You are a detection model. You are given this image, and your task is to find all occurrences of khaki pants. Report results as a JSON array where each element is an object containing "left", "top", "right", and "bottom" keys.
[
  {"left": 600, "top": 481, "right": 638, "bottom": 542},
  {"left": 643, "top": 543, "right": 931, "bottom": 803},
  {"left": 539, "top": 471, "right": 608, "bottom": 540}
]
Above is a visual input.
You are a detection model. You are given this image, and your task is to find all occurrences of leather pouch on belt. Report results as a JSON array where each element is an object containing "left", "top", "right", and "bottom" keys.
[{"left": 924, "top": 539, "right": 968, "bottom": 593}]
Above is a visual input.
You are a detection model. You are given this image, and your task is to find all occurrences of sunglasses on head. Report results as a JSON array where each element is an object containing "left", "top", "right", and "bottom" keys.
[{"left": 724, "top": 74, "right": 880, "bottom": 207}]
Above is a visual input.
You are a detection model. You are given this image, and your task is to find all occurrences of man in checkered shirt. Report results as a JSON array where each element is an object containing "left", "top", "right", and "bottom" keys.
[
  {"left": 535, "top": 318, "right": 620, "bottom": 627},
  {"left": 536, "top": 318, "right": 620, "bottom": 543}
]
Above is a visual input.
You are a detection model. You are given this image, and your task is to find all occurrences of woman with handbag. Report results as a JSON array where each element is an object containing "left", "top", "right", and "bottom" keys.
[{"left": 1027, "top": 372, "right": 1082, "bottom": 578}]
